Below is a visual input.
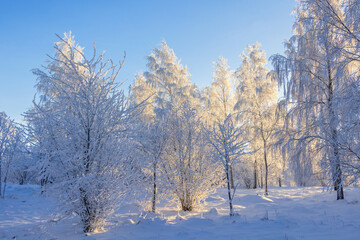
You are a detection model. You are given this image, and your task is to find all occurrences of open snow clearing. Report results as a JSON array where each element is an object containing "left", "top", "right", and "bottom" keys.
[{"left": 1, "top": 183, "right": 359, "bottom": 240}]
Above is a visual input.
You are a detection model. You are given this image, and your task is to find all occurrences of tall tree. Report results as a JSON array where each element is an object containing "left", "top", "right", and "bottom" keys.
[
  {"left": 205, "top": 56, "right": 236, "bottom": 188},
  {"left": 235, "top": 44, "right": 278, "bottom": 195},
  {"left": 134, "top": 41, "right": 217, "bottom": 211},
  {"left": 270, "top": 0, "right": 360, "bottom": 199}
]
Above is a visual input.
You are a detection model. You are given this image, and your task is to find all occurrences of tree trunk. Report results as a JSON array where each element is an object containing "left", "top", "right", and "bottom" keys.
[
  {"left": 253, "top": 159, "right": 257, "bottom": 189},
  {"left": 80, "top": 187, "right": 95, "bottom": 233},
  {"left": 230, "top": 166, "right": 235, "bottom": 189},
  {"left": 334, "top": 161, "right": 344, "bottom": 200},
  {"left": 330, "top": 126, "right": 343, "bottom": 200},
  {"left": 326, "top": 57, "right": 344, "bottom": 200},
  {"left": 41, "top": 178, "right": 46, "bottom": 194},
  {"left": 80, "top": 127, "right": 96, "bottom": 232},
  {"left": 278, "top": 177, "right": 282, "bottom": 187},
  {"left": 2, "top": 170, "right": 9, "bottom": 198},
  {"left": 333, "top": 144, "right": 344, "bottom": 200},
  {"left": 226, "top": 165, "right": 234, "bottom": 216},
  {"left": 225, "top": 155, "right": 234, "bottom": 216},
  {"left": 264, "top": 142, "right": 269, "bottom": 195},
  {"left": 152, "top": 162, "right": 157, "bottom": 213}
]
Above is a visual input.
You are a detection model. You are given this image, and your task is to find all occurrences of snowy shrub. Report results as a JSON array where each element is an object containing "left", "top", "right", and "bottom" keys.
[
  {"left": 26, "top": 32, "right": 137, "bottom": 232},
  {"left": 163, "top": 102, "right": 222, "bottom": 211}
]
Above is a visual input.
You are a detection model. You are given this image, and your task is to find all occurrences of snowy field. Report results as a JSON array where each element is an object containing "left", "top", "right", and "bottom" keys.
[{"left": 1, "top": 183, "right": 360, "bottom": 240}]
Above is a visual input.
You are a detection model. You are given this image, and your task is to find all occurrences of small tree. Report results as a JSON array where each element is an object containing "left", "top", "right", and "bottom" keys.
[
  {"left": 161, "top": 102, "right": 221, "bottom": 211},
  {"left": 205, "top": 115, "right": 249, "bottom": 216},
  {"left": 136, "top": 118, "right": 168, "bottom": 213},
  {"left": 0, "top": 113, "right": 24, "bottom": 198}
]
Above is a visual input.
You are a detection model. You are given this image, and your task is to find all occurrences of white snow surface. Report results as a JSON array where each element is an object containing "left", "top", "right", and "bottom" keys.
[{"left": 1, "top": 183, "right": 360, "bottom": 240}]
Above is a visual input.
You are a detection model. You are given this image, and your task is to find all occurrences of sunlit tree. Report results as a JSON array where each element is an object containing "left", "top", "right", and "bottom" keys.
[
  {"left": 27, "top": 32, "right": 136, "bottom": 232},
  {"left": 235, "top": 44, "right": 278, "bottom": 194},
  {"left": 205, "top": 56, "right": 237, "bottom": 188},
  {"left": 205, "top": 115, "right": 248, "bottom": 216},
  {"left": 270, "top": 0, "right": 360, "bottom": 199}
]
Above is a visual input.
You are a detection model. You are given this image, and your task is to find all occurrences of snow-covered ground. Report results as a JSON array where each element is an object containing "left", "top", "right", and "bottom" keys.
[{"left": 1, "top": 183, "right": 360, "bottom": 240}]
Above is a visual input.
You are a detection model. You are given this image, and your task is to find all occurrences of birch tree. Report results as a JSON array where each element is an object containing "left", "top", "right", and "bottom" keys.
[
  {"left": 137, "top": 41, "right": 216, "bottom": 211},
  {"left": 205, "top": 115, "right": 248, "bottom": 216},
  {"left": 144, "top": 40, "right": 194, "bottom": 113},
  {"left": 205, "top": 56, "right": 236, "bottom": 188},
  {"left": 206, "top": 56, "right": 235, "bottom": 123},
  {"left": 270, "top": 0, "right": 358, "bottom": 199},
  {"left": 136, "top": 117, "right": 168, "bottom": 213},
  {"left": 235, "top": 44, "right": 278, "bottom": 194},
  {"left": 130, "top": 73, "right": 156, "bottom": 122}
]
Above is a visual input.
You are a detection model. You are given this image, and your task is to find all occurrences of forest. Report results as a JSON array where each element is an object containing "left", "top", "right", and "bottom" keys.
[{"left": 1, "top": 0, "right": 360, "bottom": 239}]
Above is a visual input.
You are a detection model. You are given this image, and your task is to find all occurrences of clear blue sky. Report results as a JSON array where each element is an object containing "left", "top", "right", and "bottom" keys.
[{"left": 0, "top": 0, "right": 295, "bottom": 122}]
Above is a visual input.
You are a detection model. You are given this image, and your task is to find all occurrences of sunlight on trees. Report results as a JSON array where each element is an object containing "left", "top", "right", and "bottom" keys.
[{"left": 2, "top": 1, "right": 360, "bottom": 232}]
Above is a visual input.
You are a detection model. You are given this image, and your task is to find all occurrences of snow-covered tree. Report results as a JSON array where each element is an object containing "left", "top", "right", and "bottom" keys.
[
  {"left": 134, "top": 41, "right": 216, "bottom": 211},
  {"left": 204, "top": 57, "right": 236, "bottom": 188},
  {"left": 144, "top": 40, "right": 195, "bottom": 113},
  {"left": 130, "top": 73, "right": 156, "bottom": 122},
  {"left": 136, "top": 117, "right": 168, "bottom": 213},
  {"left": 309, "top": 0, "right": 360, "bottom": 188},
  {"left": 206, "top": 56, "right": 235, "bottom": 123},
  {"left": 234, "top": 44, "right": 278, "bottom": 195},
  {"left": 270, "top": 0, "right": 360, "bottom": 199},
  {"left": 0, "top": 112, "right": 26, "bottom": 198},
  {"left": 163, "top": 102, "right": 221, "bottom": 211},
  {"left": 205, "top": 115, "right": 249, "bottom": 216},
  {"left": 26, "top": 32, "right": 136, "bottom": 232},
  {"left": 0, "top": 112, "right": 12, "bottom": 198}
]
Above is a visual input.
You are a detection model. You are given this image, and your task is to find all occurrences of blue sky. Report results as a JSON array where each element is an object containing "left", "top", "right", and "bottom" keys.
[{"left": 0, "top": 0, "right": 295, "bottom": 122}]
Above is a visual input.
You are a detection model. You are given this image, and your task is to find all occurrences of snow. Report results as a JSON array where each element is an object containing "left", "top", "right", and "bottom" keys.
[{"left": 1, "top": 183, "right": 360, "bottom": 240}]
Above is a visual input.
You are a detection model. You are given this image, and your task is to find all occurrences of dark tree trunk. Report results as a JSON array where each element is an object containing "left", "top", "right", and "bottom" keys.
[
  {"left": 80, "top": 188, "right": 95, "bottom": 233},
  {"left": 253, "top": 159, "right": 257, "bottom": 189},
  {"left": 278, "top": 177, "right": 282, "bottom": 187},
  {"left": 152, "top": 164, "right": 157, "bottom": 213},
  {"left": 326, "top": 58, "right": 344, "bottom": 200},
  {"left": 79, "top": 127, "right": 96, "bottom": 233},
  {"left": 230, "top": 166, "right": 235, "bottom": 189},
  {"left": 334, "top": 154, "right": 344, "bottom": 200}
]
